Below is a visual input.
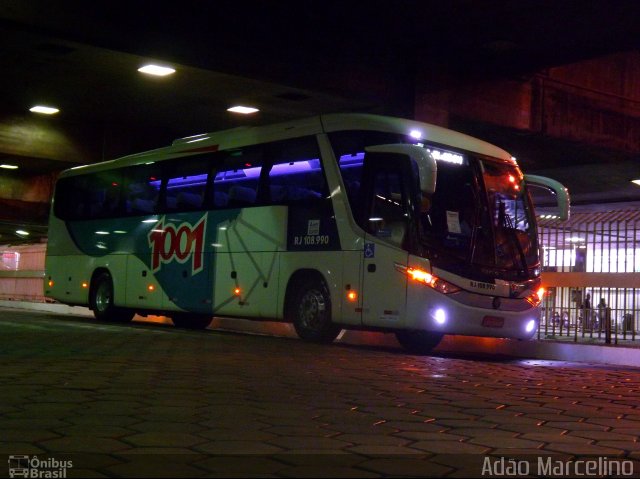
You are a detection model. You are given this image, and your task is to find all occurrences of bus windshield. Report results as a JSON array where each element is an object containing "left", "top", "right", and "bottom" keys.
[
  {"left": 478, "top": 159, "right": 538, "bottom": 274},
  {"left": 419, "top": 156, "right": 539, "bottom": 281}
]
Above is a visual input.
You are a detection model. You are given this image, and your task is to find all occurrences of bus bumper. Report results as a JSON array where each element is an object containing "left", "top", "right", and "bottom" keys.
[{"left": 405, "top": 284, "right": 540, "bottom": 340}]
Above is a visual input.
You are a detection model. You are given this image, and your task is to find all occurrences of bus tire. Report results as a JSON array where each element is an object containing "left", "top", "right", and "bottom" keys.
[
  {"left": 90, "top": 272, "right": 134, "bottom": 323},
  {"left": 395, "top": 330, "right": 443, "bottom": 354},
  {"left": 288, "top": 276, "right": 341, "bottom": 343},
  {"left": 172, "top": 314, "right": 211, "bottom": 330}
]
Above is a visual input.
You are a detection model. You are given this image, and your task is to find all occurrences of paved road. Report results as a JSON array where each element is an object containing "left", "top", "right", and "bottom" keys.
[{"left": 2, "top": 308, "right": 640, "bottom": 477}]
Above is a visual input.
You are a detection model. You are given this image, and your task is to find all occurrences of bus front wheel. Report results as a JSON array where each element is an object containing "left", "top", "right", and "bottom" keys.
[
  {"left": 171, "top": 314, "right": 211, "bottom": 330},
  {"left": 90, "top": 272, "right": 134, "bottom": 323},
  {"left": 288, "top": 277, "right": 341, "bottom": 343},
  {"left": 395, "top": 330, "right": 443, "bottom": 354}
]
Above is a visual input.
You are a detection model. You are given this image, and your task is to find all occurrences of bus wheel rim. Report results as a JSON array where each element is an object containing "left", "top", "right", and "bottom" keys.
[
  {"left": 95, "top": 282, "right": 111, "bottom": 312},
  {"left": 299, "top": 289, "right": 325, "bottom": 330}
]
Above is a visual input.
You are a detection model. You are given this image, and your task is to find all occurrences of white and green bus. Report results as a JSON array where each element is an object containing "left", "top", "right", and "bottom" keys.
[{"left": 45, "top": 113, "right": 569, "bottom": 353}]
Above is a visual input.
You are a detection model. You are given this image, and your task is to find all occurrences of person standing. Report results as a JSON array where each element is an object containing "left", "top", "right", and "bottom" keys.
[
  {"left": 582, "top": 293, "right": 592, "bottom": 330},
  {"left": 597, "top": 297, "right": 607, "bottom": 330}
]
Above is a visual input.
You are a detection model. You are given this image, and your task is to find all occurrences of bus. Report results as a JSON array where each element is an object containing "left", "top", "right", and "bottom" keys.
[{"left": 45, "top": 113, "right": 569, "bottom": 353}]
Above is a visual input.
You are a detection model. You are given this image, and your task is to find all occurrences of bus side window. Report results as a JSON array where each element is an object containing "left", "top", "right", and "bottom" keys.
[
  {"left": 163, "top": 155, "right": 211, "bottom": 212},
  {"left": 268, "top": 158, "right": 324, "bottom": 204},
  {"left": 54, "top": 172, "right": 123, "bottom": 219},
  {"left": 102, "top": 177, "right": 122, "bottom": 216},
  {"left": 122, "top": 166, "right": 161, "bottom": 215},
  {"left": 166, "top": 173, "right": 207, "bottom": 212},
  {"left": 228, "top": 184, "right": 258, "bottom": 207},
  {"left": 211, "top": 143, "right": 266, "bottom": 209},
  {"left": 210, "top": 137, "right": 323, "bottom": 209},
  {"left": 213, "top": 167, "right": 261, "bottom": 209}
]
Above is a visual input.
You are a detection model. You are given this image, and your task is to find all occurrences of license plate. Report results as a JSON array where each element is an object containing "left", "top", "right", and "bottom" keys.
[{"left": 482, "top": 316, "right": 504, "bottom": 328}]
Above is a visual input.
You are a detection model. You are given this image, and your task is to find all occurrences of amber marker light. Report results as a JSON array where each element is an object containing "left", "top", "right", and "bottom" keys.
[
  {"left": 81, "top": 282, "right": 88, "bottom": 289},
  {"left": 234, "top": 287, "right": 241, "bottom": 296},
  {"left": 48, "top": 280, "right": 54, "bottom": 287},
  {"left": 395, "top": 263, "right": 461, "bottom": 294},
  {"left": 407, "top": 267, "right": 436, "bottom": 287},
  {"left": 525, "top": 287, "right": 546, "bottom": 307},
  {"left": 147, "top": 284, "right": 155, "bottom": 292},
  {"left": 347, "top": 291, "right": 358, "bottom": 302}
]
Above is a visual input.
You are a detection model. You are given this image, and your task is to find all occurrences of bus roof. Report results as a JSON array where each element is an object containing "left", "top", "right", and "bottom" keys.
[
  {"left": 59, "top": 113, "right": 513, "bottom": 178},
  {"left": 321, "top": 113, "right": 512, "bottom": 161}
]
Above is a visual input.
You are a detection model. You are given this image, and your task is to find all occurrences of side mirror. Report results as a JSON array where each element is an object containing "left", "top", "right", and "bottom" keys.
[
  {"left": 524, "top": 174, "right": 570, "bottom": 221},
  {"left": 365, "top": 144, "right": 437, "bottom": 195}
]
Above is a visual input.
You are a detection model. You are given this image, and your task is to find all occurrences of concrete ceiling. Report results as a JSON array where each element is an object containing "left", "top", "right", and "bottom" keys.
[
  {"left": 0, "top": 0, "right": 639, "bottom": 243},
  {"left": 0, "top": 24, "right": 374, "bottom": 174}
]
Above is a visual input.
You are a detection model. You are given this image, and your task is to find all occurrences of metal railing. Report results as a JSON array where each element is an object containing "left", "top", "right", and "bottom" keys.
[{"left": 539, "top": 304, "right": 637, "bottom": 344}]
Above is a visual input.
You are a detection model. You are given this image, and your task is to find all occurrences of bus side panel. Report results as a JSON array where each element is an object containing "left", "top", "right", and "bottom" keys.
[
  {"left": 45, "top": 215, "right": 128, "bottom": 307},
  {"left": 45, "top": 254, "right": 89, "bottom": 305},
  {"left": 213, "top": 206, "right": 286, "bottom": 318},
  {"left": 338, "top": 250, "right": 363, "bottom": 326},
  {"left": 124, "top": 254, "right": 170, "bottom": 311},
  {"left": 361, "top": 236, "right": 408, "bottom": 328},
  {"left": 45, "top": 252, "right": 129, "bottom": 307}
]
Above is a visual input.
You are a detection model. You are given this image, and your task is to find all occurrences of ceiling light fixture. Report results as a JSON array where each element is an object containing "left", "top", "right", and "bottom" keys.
[
  {"left": 16, "top": 230, "right": 30, "bottom": 236},
  {"left": 0, "top": 164, "right": 18, "bottom": 169},
  {"left": 138, "top": 64, "right": 176, "bottom": 76},
  {"left": 30, "top": 105, "right": 59, "bottom": 115},
  {"left": 227, "top": 106, "right": 259, "bottom": 114}
]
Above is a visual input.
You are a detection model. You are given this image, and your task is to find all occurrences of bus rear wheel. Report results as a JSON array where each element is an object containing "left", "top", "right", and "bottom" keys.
[
  {"left": 171, "top": 314, "right": 211, "bottom": 330},
  {"left": 288, "top": 277, "right": 341, "bottom": 343},
  {"left": 395, "top": 330, "right": 443, "bottom": 355},
  {"left": 90, "top": 272, "right": 134, "bottom": 323}
]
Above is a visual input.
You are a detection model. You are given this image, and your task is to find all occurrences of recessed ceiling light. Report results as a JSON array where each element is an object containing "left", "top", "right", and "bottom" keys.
[
  {"left": 632, "top": 179, "right": 640, "bottom": 186},
  {"left": 0, "top": 164, "right": 18, "bottom": 169},
  {"left": 30, "top": 105, "right": 59, "bottom": 115},
  {"left": 227, "top": 106, "right": 259, "bottom": 114},
  {"left": 138, "top": 64, "right": 176, "bottom": 76}
]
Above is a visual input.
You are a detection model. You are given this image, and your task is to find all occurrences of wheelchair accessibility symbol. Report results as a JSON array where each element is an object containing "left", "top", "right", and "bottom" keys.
[{"left": 364, "top": 242, "right": 375, "bottom": 259}]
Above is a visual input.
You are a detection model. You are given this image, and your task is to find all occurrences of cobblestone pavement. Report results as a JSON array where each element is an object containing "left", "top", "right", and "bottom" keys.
[{"left": 2, "top": 308, "right": 640, "bottom": 477}]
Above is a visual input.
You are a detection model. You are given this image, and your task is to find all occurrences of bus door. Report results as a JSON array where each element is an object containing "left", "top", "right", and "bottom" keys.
[{"left": 359, "top": 155, "right": 411, "bottom": 328}]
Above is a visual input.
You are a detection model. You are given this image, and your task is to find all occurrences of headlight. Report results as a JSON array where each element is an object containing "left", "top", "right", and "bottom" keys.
[
  {"left": 525, "top": 287, "right": 545, "bottom": 307},
  {"left": 394, "top": 264, "right": 461, "bottom": 294}
]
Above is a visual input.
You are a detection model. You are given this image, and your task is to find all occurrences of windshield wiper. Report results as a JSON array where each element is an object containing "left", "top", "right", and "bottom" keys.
[{"left": 497, "top": 200, "right": 528, "bottom": 273}]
